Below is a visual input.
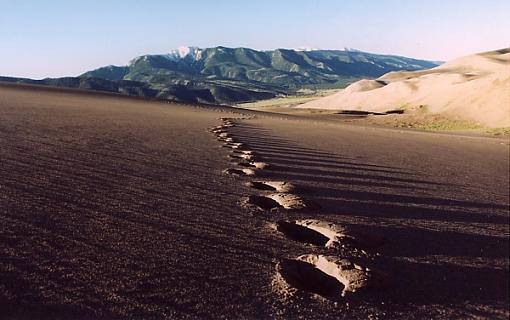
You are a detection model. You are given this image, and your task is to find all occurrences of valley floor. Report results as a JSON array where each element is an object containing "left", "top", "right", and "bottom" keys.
[{"left": 0, "top": 84, "right": 508, "bottom": 319}]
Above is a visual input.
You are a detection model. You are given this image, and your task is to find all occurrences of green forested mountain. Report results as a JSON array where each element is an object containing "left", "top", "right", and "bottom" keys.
[{"left": 3, "top": 47, "right": 440, "bottom": 105}]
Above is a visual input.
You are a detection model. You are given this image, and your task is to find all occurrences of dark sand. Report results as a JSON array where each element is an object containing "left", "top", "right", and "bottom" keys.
[{"left": 1, "top": 83, "right": 508, "bottom": 319}]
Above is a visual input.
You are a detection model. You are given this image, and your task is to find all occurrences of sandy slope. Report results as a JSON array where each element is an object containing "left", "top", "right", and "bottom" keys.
[
  {"left": 0, "top": 83, "right": 508, "bottom": 319},
  {"left": 299, "top": 49, "right": 510, "bottom": 128}
]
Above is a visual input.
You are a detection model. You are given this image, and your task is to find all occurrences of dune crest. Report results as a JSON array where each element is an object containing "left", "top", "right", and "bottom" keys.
[{"left": 299, "top": 48, "right": 510, "bottom": 128}]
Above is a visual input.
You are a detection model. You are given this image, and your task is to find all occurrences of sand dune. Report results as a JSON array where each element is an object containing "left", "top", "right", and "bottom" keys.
[{"left": 299, "top": 48, "right": 510, "bottom": 127}]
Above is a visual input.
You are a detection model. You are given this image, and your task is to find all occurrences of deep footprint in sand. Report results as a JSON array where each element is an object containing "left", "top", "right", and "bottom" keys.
[
  {"left": 216, "top": 136, "right": 228, "bottom": 141},
  {"left": 224, "top": 168, "right": 256, "bottom": 176},
  {"left": 237, "top": 161, "right": 268, "bottom": 169},
  {"left": 245, "top": 195, "right": 282, "bottom": 211},
  {"left": 247, "top": 181, "right": 296, "bottom": 193},
  {"left": 275, "top": 221, "right": 330, "bottom": 246},
  {"left": 239, "top": 150, "right": 254, "bottom": 155},
  {"left": 239, "top": 153, "right": 256, "bottom": 161},
  {"left": 276, "top": 254, "right": 379, "bottom": 297},
  {"left": 251, "top": 162, "right": 268, "bottom": 169},
  {"left": 238, "top": 161, "right": 257, "bottom": 168},
  {"left": 276, "top": 258, "right": 343, "bottom": 297},
  {"left": 229, "top": 154, "right": 243, "bottom": 160},
  {"left": 266, "top": 193, "right": 318, "bottom": 210},
  {"left": 229, "top": 153, "right": 253, "bottom": 161},
  {"left": 275, "top": 219, "right": 384, "bottom": 250},
  {"left": 230, "top": 143, "right": 249, "bottom": 150},
  {"left": 209, "top": 127, "right": 223, "bottom": 133},
  {"left": 212, "top": 126, "right": 229, "bottom": 132},
  {"left": 247, "top": 181, "right": 278, "bottom": 191}
]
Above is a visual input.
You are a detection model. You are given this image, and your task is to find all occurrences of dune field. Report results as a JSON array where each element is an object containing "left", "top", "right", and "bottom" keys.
[
  {"left": 0, "top": 83, "right": 509, "bottom": 319},
  {"left": 299, "top": 48, "right": 510, "bottom": 128}
]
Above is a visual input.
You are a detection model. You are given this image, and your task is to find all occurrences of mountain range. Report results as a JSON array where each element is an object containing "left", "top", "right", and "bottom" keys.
[{"left": 1, "top": 46, "right": 440, "bottom": 104}]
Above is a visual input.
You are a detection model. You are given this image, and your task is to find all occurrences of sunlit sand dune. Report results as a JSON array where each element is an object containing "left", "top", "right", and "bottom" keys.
[{"left": 299, "top": 49, "right": 510, "bottom": 128}]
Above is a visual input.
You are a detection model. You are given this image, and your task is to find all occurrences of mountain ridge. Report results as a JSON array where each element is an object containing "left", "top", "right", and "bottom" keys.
[{"left": 3, "top": 46, "right": 440, "bottom": 105}]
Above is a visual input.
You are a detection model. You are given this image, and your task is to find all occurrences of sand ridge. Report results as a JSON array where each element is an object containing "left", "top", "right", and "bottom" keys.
[{"left": 299, "top": 48, "right": 510, "bottom": 128}]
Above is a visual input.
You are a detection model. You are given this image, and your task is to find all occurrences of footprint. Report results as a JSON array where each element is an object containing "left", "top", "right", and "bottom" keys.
[
  {"left": 229, "top": 154, "right": 243, "bottom": 160},
  {"left": 218, "top": 137, "right": 232, "bottom": 143},
  {"left": 237, "top": 162, "right": 268, "bottom": 170},
  {"left": 209, "top": 126, "right": 223, "bottom": 132},
  {"left": 275, "top": 220, "right": 330, "bottom": 247},
  {"left": 276, "top": 254, "right": 378, "bottom": 297},
  {"left": 239, "top": 153, "right": 255, "bottom": 161},
  {"left": 224, "top": 168, "right": 256, "bottom": 176},
  {"left": 275, "top": 220, "right": 383, "bottom": 250},
  {"left": 247, "top": 181, "right": 296, "bottom": 193},
  {"left": 251, "top": 162, "right": 268, "bottom": 169},
  {"left": 245, "top": 195, "right": 282, "bottom": 211},
  {"left": 274, "top": 220, "right": 349, "bottom": 248},
  {"left": 246, "top": 181, "right": 278, "bottom": 191},
  {"left": 299, "top": 220, "right": 385, "bottom": 250},
  {"left": 266, "top": 193, "right": 318, "bottom": 210},
  {"left": 211, "top": 125, "right": 231, "bottom": 131},
  {"left": 276, "top": 258, "right": 344, "bottom": 297},
  {"left": 229, "top": 153, "right": 255, "bottom": 161},
  {"left": 231, "top": 143, "right": 249, "bottom": 150},
  {"left": 238, "top": 161, "right": 257, "bottom": 168}
]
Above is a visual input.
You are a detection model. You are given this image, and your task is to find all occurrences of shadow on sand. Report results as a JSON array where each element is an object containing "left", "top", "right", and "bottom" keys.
[{"left": 230, "top": 122, "right": 510, "bottom": 311}]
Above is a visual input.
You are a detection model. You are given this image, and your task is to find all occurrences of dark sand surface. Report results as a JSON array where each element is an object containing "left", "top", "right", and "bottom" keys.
[{"left": 1, "top": 83, "right": 508, "bottom": 319}]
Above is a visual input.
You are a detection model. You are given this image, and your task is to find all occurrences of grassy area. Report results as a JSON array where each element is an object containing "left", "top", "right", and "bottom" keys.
[
  {"left": 237, "top": 90, "right": 336, "bottom": 109},
  {"left": 485, "top": 127, "right": 510, "bottom": 137},
  {"left": 408, "top": 118, "right": 485, "bottom": 131}
]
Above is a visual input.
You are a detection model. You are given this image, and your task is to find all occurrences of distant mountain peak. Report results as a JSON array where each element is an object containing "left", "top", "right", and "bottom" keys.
[
  {"left": 176, "top": 46, "right": 192, "bottom": 57},
  {"left": 343, "top": 47, "right": 363, "bottom": 52},
  {"left": 164, "top": 46, "right": 202, "bottom": 61}
]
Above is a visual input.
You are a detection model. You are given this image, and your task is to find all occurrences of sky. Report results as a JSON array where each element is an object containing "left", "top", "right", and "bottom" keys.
[{"left": 1, "top": 0, "right": 509, "bottom": 79}]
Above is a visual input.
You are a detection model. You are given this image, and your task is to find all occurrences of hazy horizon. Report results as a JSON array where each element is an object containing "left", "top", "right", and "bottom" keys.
[{"left": 2, "top": 0, "right": 509, "bottom": 79}]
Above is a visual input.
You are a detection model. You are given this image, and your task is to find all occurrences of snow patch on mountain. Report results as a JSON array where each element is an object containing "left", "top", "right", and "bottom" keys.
[
  {"left": 164, "top": 46, "right": 202, "bottom": 61},
  {"left": 295, "top": 46, "right": 319, "bottom": 52},
  {"left": 344, "top": 47, "right": 363, "bottom": 52}
]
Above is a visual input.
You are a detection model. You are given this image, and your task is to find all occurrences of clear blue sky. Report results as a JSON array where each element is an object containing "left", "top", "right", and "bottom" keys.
[{"left": 1, "top": 0, "right": 509, "bottom": 79}]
